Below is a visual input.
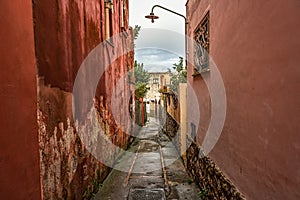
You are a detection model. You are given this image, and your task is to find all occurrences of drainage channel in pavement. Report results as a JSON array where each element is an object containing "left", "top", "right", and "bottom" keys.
[{"left": 92, "top": 117, "right": 201, "bottom": 200}]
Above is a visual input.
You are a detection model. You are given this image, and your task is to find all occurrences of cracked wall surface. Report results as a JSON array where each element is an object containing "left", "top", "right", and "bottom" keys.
[{"left": 33, "top": 0, "right": 134, "bottom": 199}]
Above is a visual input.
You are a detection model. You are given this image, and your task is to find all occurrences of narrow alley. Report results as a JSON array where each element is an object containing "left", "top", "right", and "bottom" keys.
[
  {"left": 1, "top": 0, "right": 300, "bottom": 200},
  {"left": 93, "top": 117, "right": 200, "bottom": 200}
]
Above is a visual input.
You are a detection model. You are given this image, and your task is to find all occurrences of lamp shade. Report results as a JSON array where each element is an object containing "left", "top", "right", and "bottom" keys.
[{"left": 145, "top": 12, "right": 159, "bottom": 23}]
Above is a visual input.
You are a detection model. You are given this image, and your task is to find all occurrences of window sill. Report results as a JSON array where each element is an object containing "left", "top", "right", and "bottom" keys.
[{"left": 192, "top": 68, "right": 210, "bottom": 77}]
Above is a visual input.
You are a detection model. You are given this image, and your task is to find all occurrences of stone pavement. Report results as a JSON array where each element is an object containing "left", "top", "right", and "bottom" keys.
[{"left": 92, "top": 117, "right": 201, "bottom": 200}]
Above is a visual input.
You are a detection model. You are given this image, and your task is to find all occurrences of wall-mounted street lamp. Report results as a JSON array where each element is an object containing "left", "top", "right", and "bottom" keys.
[
  {"left": 145, "top": 5, "right": 188, "bottom": 67},
  {"left": 145, "top": 5, "right": 186, "bottom": 23}
]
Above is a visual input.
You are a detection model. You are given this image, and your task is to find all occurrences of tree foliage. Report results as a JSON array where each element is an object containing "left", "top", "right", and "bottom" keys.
[
  {"left": 133, "top": 25, "right": 141, "bottom": 40},
  {"left": 131, "top": 25, "right": 149, "bottom": 99},
  {"left": 169, "top": 57, "right": 187, "bottom": 93},
  {"left": 129, "top": 61, "right": 150, "bottom": 99}
]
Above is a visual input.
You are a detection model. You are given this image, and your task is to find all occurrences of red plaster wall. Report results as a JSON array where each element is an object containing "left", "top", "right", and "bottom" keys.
[
  {"left": 33, "top": 0, "right": 103, "bottom": 93},
  {"left": 0, "top": 1, "right": 41, "bottom": 199},
  {"left": 187, "top": 0, "right": 300, "bottom": 199},
  {"left": 33, "top": 0, "right": 134, "bottom": 199}
]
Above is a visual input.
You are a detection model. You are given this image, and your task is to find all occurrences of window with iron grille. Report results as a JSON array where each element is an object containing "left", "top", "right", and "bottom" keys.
[{"left": 194, "top": 11, "right": 210, "bottom": 74}]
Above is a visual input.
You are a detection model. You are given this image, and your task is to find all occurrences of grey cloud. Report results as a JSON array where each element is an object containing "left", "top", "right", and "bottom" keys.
[
  {"left": 135, "top": 48, "right": 181, "bottom": 72},
  {"left": 133, "top": 28, "right": 185, "bottom": 72},
  {"left": 135, "top": 28, "right": 185, "bottom": 57}
]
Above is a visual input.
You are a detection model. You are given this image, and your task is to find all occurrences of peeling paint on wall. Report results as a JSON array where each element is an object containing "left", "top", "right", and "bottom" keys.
[{"left": 33, "top": 0, "right": 134, "bottom": 199}]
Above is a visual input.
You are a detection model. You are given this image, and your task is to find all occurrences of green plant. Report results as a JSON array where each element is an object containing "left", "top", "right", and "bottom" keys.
[
  {"left": 198, "top": 189, "right": 208, "bottom": 199},
  {"left": 128, "top": 61, "right": 150, "bottom": 99},
  {"left": 133, "top": 25, "right": 141, "bottom": 40},
  {"left": 168, "top": 57, "right": 187, "bottom": 94},
  {"left": 187, "top": 178, "right": 193, "bottom": 185}
]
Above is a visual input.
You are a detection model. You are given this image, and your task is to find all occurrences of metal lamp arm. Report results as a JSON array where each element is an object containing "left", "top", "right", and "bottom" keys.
[{"left": 151, "top": 5, "right": 186, "bottom": 21}]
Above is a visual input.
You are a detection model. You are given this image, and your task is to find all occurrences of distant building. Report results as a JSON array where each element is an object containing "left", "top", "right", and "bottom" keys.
[
  {"left": 145, "top": 72, "right": 171, "bottom": 102},
  {"left": 145, "top": 72, "right": 171, "bottom": 117}
]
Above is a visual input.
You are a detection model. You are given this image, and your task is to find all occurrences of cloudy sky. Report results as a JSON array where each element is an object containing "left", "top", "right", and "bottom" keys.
[{"left": 129, "top": 0, "right": 187, "bottom": 72}]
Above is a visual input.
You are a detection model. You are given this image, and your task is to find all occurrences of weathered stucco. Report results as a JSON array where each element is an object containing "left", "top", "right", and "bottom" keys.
[
  {"left": 33, "top": 0, "right": 134, "bottom": 199},
  {"left": 186, "top": 0, "right": 300, "bottom": 199}
]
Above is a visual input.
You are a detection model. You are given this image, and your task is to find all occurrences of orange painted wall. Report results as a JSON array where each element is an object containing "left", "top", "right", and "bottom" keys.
[
  {"left": 33, "top": 0, "right": 134, "bottom": 198},
  {"left": 0, "top": 0, "right": 133, "bottom": 199},
  {"left": 0, "top": 1, "right": 41, "bottom": 199},
  {"left": 187, "top": 0, "right": 300, "bottom": 199}
]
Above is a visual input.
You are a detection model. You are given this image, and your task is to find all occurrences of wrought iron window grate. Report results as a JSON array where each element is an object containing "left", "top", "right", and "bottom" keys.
[{"left": 194, "top": 12, "right": 210, "bottom": 74}]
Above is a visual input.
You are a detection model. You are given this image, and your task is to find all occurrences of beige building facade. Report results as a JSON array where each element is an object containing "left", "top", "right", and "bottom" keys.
[
  {"left": 145, "top": 72, "right": 170, "bottom": 117},
  {"left": 145, "top": 72, "right": 171, "bottom": 102}
]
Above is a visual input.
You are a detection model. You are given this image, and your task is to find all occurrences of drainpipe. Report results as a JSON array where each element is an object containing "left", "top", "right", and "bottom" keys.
[{"left": 105, "top": 0, "right": 112, "bottom": 39}]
